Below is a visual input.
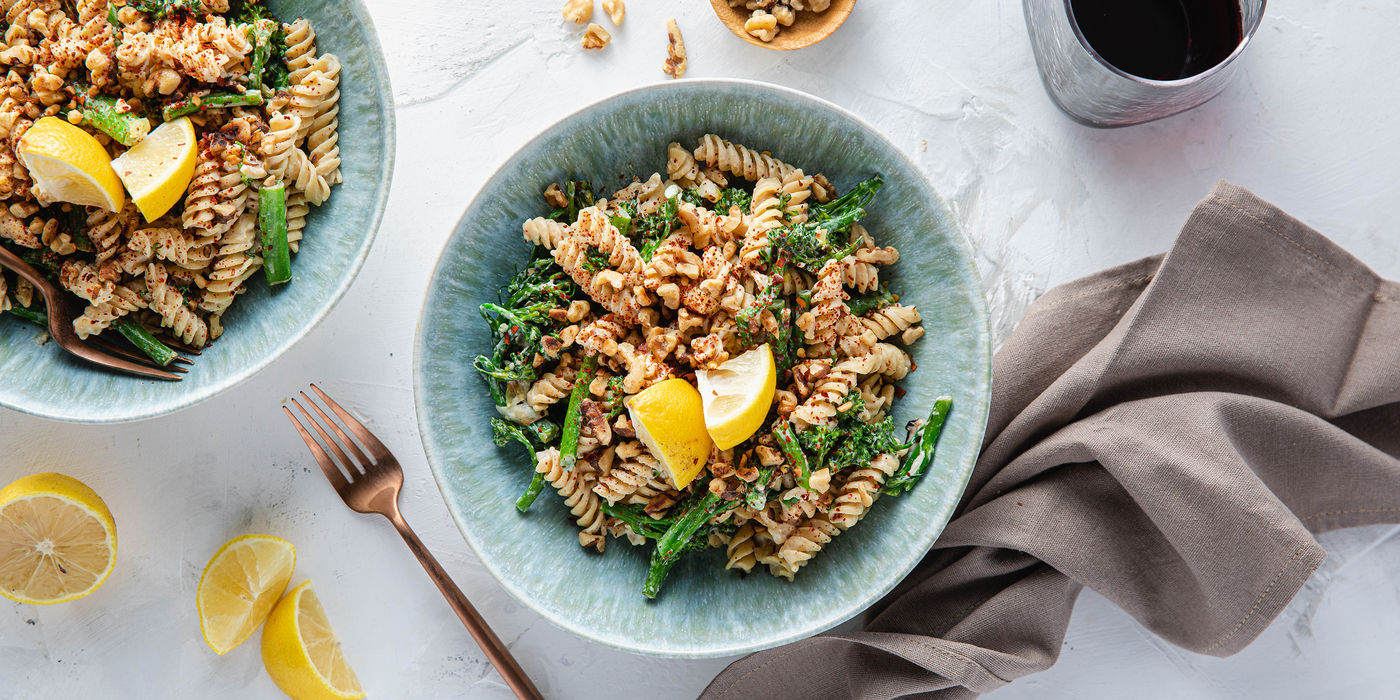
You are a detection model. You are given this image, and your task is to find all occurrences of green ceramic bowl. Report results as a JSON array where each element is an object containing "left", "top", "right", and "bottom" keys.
[
  {"left": 415, "top": 80, "right": 990, "bottom": 658},
  {"left": 0, "top": 0, "right": 394, "bottom": 423}
]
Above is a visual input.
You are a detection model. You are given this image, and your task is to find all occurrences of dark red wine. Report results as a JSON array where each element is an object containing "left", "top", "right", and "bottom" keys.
[{"left": 1070, "top": 0, "right": 1243, "bottom": 81}]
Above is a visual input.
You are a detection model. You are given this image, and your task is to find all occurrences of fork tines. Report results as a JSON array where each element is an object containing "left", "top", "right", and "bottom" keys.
[{"left": 283, "top": 384, "right": 393, "bottom": 488}]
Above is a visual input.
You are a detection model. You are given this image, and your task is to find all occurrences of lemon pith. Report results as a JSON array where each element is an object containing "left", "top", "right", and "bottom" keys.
[
  {"left": 697, "top": 344, "right": 777, "bottom": 450},
  {"left": 197, "top": 534, "right": 296, "bottom": 655},
  {"left": 110, "top": 116, "right": 198, "bottom": 221},
  {"left": 17, "top": 117, "right": 125, "bottom": 212},
  {"left": 262, "top": 581, "right": 365, "bottom": 700},
  {"left": 0, "top": 472, "right": 117, "bottom": 605},
  {"left": 625, "top": 378, "right": 713, "bottom": 489}
]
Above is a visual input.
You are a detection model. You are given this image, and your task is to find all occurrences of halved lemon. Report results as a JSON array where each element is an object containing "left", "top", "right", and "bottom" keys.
[
  {"left": 0, "top": 472, "right": 117, "bottom": 605},
  {"left": 262, "top": 581, "right": 365, "bottom": 700},
  {"left": 197, "top": 534, "right": 296, "bottom": 655},
  {"left": 110, "top": 116, "right": 199, "bottom": 221},
  {"left": 625, "top": 378, "right": 713, "bottom": 489},
  {"left": 697, "top": 344, "right": 777, "bottom": 450},
  {"left": 17, "top": 117, "right": 125, "bottom": 212}
]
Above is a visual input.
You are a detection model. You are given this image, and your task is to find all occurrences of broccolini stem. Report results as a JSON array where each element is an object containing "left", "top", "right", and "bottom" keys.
[
  {"left": 4, "top": 297, "right": 46, "bottom": 327},
  {"left": 247, "top": 18, "right": 277, "bottom": 89},
  {"left": 163, "top": 91, "right": 265, "bottom": 121},
  {"left": 599, "top": 501, "right": 673, "bottom": 540},
  {"left": 884, "top": 396, "right": 953, "bottom": 495},
  {"left": 79, "top": 95, "right": 151, "bottom": 146},
  {"left": 113, "top": 319, "right": 178, "bottom": 366},
  {"left": 643, "top": 490, "right": 733, "bottom": 598},
  {"left": 772, "top": 422, "right": 811, "bottom": 490},
  {"left": 845, "top": 286, "right": 899, "bottom": 318},
  {"left": 559, "top": 355, "right": 599, "bottom": 470},
  {"left": 744, "top": 466, "right": 773, "bottom": 510},
  {"left": 259, "top": 183, "right": 292, "bottom": 286},
  {"left": 514, "top": 469, "right": 547, "bottom": 512}
]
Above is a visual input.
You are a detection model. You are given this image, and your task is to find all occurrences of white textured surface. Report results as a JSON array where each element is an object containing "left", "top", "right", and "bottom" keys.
[{"left": 1, "top": 1, "right": 1397, "bottom": 698}]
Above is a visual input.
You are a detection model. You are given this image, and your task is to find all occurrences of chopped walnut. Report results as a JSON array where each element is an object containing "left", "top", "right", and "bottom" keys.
[
  {"left": 612, "top": 414, "right": 635, "bottom": 439},
  {"left": 581, "top": 398, "right": 612, "bottom": 445},
  {"left": 582, "top": 23, "right": 611, "bottom": 50},
  {"left": 602, "top": 0, "right": 625, "bottom": 25},
  {"left": 663, "top": 19, "right": 687, "bottom": 79},
  {"left": 745, "top": 10, "right": 779, "bottom": 42},
  {"left": 773, "top": 3, "right": 796, "bottom": 26},
  {"left": 562, "top": 0, "right": 592, "bottom": 23},
  {"left": 755, "top": 444, "right": 785, "bottom": 467},
  {"left": 808, "top": 467, "right": 831, "bottom": 494},
  {"left": 544, "top": 182, "right": 568, "bottom": 208}
]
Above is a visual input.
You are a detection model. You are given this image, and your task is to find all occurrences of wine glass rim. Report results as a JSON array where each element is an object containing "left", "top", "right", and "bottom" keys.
[{"left": 1061, "top": 0, "right": 1268, "bottom": 87}]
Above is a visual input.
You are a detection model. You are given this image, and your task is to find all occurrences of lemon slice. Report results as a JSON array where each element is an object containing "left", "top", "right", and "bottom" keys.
[
  {"left": 0, "top": 472, "right": 117, "bottom": 605},
  {"left": 625, "top": 378, "right": 713, "bottom": 489},
  {"left": 697, "top": 344, "right": 777, "bottom": 450},
  {"left": 197, "top": 534, "right": 296, "bottom": 655},
  {"left": 17, "top": 117, "right": 125, "bottom": 212},
  {"left": 262, "top": 581, "right": 365, "bottom": 700},
  {"left": 110, "top": 116, "right": 198, "bottom": 221}
]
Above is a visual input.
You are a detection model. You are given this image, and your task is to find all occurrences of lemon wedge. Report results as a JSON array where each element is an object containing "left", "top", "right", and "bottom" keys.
[
  {"left": 626, "top": 378, "right": 713, "bottom": 489},
  {"left": 697, "top": 344, "right": 777, "bottom": 450},
  {"left": 17, "top": 117, "right": 125, "bottom": 212},
  {"left": 0, "top": 472, "right": 117, "bottom": 605},
  {"left": 197, "top": 534, "right": 296, "bottom": 655},
  {"left": 262, "top": 581, "right": 365, "bottom": 700},
  {"left": 110, "top": 116, "right": 199, "bottom": 221}
]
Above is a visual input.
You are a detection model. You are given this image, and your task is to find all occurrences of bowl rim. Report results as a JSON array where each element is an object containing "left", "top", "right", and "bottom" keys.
[
  {"left": 413, "top": 78, "right": 991, "bottom": 658},
  {"left": 0, "top": 0, "right": 397, "bottom": 424}
]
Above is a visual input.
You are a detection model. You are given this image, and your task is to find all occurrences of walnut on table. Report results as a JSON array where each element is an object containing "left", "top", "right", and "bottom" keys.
[
  {"left": 663, "top": 18, "right": 687, "bottom": 79},
  {"left": 582, "top": 23, "right": 611, "bottom": 50},
  {"left": 602, "top": 0, "right": 625, "bottom": 25},
  {"left": 562, "top": 0, "right": 592, "bottom": 24}
]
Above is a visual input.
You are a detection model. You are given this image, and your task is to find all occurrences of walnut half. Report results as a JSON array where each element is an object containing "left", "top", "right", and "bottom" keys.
[
  {"left": 582, "top": 23, "right": 611, "bottom": 50},
  {"left": 663, "top": 19, "right": 687, "bottom": 79},
  {"left": 562, "top": 0, "right": 592, "bottom": 24},
  {"left": 602, "top": 0, "right": 625, "bottom": 25}
]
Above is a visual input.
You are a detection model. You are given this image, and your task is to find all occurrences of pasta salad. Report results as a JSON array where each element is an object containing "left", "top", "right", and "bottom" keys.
[
  {"left": 479, "top": 134, "right": 951, "bottom": 597},
  {"left": 0, "top": 0, "right": 342, "bottom": 358}
]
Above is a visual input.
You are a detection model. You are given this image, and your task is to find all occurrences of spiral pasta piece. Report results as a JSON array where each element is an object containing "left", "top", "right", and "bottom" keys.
[
  {"left": 73, "top": 281, "right": 146, "bottom": 339},
  {"left": 525, "top": 353, "right": 578, "bottom": 413},
  {"left": 827, "top": 454, "right": 898, "bottom": 529},
  {"left": 536, "top": 447, "right": 608, "bottom": 551},
  {"left": 790, "top": 367, "right": 857, "bottom": 430},
  {"left": 693, "top": 134, "right": 796, "bottom": 184},
  {"left": 288, "top": 70, "right": 332, "bottom": 145},
  {"left": 772, "top": 517, "right": 840, "bottom": 579},
  {"left": 859, "top": 303, "right": 923, "bottom": 345},
  {"left": 522, "top": 216, "right": 567, "bottom": 250},
  {"left": 726, "top": 523, "right": 758, "bottom": 573},
  {"left": 666, "top": 141, "right": 700, "bottom": 186},
  {"left": 198, "top": 210, "right": 261, "bottom": 319},
  {"left": 259, "top": 112, "right": 299, "bottom": 181},
  {"left": 145, "top": 261, "right": 208, "bottom": 347},
  {"left": 282, "top": 18, "right": 317, "bottom": 87},
  {"left": 305, "top": 53, "right": 340, "bottom": 184},
  {"left": 285, "top": 190, "right": 308, "bottom": 253},
  {"left": 553, "top": 207, "right": 648, "bottom": 323},
  {"left": 593, "top": 443, "right": 663, "bottom": 505}
]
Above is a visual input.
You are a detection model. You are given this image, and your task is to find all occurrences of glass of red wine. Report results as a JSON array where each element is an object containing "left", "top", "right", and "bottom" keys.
[{"left": 1024, "top": 0, "right": 1266, "bottom": 127}]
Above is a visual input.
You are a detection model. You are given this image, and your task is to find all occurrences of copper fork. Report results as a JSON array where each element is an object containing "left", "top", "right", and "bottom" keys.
[
  {"left": 0, "top": 244, "right": 195, "bottom": 380},
  {"left": 284, "top": 384, "right": 545, "bottom": 700}
]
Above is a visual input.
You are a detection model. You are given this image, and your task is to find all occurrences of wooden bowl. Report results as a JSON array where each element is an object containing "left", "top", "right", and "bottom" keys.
[{"left": 709, "top": 0, "right": 856, "bottom": 51}]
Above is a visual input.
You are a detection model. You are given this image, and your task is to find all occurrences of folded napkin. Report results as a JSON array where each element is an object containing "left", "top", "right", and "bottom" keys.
[{"left": 699, "top": 181, "right": 1400, "bottom": 700}]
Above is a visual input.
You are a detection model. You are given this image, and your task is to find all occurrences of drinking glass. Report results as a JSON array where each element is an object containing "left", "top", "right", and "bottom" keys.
[{"left": 1023, "top": 0, "right": 1266, "bottom": 127}]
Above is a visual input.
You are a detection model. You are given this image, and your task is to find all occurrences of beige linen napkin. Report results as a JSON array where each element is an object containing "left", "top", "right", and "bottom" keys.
[{"left": 699, "top": 181, "right": 1400, "bottom": 700}]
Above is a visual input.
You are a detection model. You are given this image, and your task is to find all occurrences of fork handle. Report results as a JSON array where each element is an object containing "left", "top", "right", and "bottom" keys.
[{"left": 388, "top": 513, "right": 546, "bottom": 700}]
